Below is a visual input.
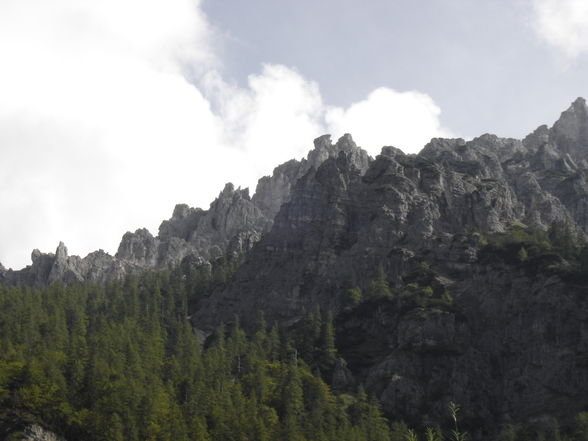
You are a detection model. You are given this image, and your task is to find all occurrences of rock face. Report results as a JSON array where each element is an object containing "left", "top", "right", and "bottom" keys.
[
  {"left": 336, "top": 261, "right": 588, "bottom": 431},
  {"left": 190, "top": 98, "right": 588, "bottom": 433},
  {"left": 196, "top": 101, "right": 588, "bottom": 328},
  {"left": 113, "top": 183, "right": 268, "bottom": 269},
  {"left": 1, "top": 135, "right": 370, "bottom": 288},
  {"left": 21, "top": 424, "right": 65, "bottom": 441},
  {"left": 549, "top": 97, "right": 588, "bottom": 166},
  {"left": 252, "top": 134, "right": 371, "bottom": 223}
]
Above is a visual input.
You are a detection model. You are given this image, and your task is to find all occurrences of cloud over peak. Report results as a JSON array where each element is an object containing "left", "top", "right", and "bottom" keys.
[{"left": 326, "top": 88, "right": 454, "bottom": 155}]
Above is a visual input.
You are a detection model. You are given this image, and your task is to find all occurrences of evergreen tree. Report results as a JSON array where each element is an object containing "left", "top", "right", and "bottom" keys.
[
  {"left": 318, "top": 311, "right": 337, "bottom": 373},
  {"left": 281, "top": 357, "right": 304, "bottom": 441},
  {"left": 0, "top": 269, "right": 401, "bottom": 441},
  {"left": 366, "top": 266, "right": 393, "bottom": 300},
  {"left": 341, "top": 287, "right": 363, "bottom": 310}
]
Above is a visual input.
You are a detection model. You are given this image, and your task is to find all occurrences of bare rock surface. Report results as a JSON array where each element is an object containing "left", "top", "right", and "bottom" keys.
[
  {"left": 21, "top": 425, "right": 65, "bottom": 441},
  {"left": 2, "top": 135, "right": 370, "bottom": 287},
  {"left": 196, "top": 100, "right": 588, "bottom": 328},
  {"left": 188, "top": 98, "right": 588, "bottom": 432}
]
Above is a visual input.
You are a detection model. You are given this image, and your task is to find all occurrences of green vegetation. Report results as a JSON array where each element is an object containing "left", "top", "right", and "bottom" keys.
[
  {"left": 479, "top": 222, "right": 586, "bottom": 261},
  {"left": 480, "top": 222, "right": 588, "bottom": 282},
  {"left": 290, "top": 306, "right": 338, "bottom": 376},
  {"left": 495, "top": 416, "right": 588, "bottom": 441},
  {"left": 343, "top": 262, "right": 454, "bottom": 312},
  {"left": 0, "top": 270, "right": 394, "bottom": 441},
  {"left": 4, "top": 248, "right": 588, "bottom": 440},
  {"left": 399, "top": 262, "right": 454, "bottom": 308},
  {"left": 181, "top": 255, "right": 242, "bottom": 311},
  {"left": 366, "top": 265, "right": 394, "bottom": 301},
  {"left": 341, "top": 287, "right": 363, "bottom": 311}
]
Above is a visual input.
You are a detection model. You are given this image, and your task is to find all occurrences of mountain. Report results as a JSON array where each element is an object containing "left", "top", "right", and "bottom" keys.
[
  {"left": 3, "top": 98, "right": 588, "bottom": 438},
  {"left": 0, "top": 134, "right": 370, "bottom": 288},
  {"left": 196, "top": 98, "right": 588, "bottom": 326},
  {"left": 186, "top": 98, "right": 588, "bottom": 431}
]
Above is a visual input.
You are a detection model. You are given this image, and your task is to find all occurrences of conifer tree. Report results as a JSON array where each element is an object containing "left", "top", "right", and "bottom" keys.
[
  {"left": 281, "top": 357, "right": 305, "bottom": 441},
  {"left": 319, "top": 311, "right": 337, "bottom": 373},
  {"left": 0, "top": 268, "right": 403, "bottom": 441},
  {"left": 366, "top": 265, "right": 393, "bottom": 300}
]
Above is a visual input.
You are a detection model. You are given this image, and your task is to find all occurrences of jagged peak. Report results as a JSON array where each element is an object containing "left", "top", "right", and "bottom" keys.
[
  {"left": 309, "top": 133, "right": 362, "bottom": 158},
  {"left": 313, "top": 134, "right": 332, "bottom": 150},
  {"left": 240, "top": 187, "right": 251, "bottom": 199},
  {"left": 420, "top": 137, "right": 467, "bottom": 159},
  {"left": 470, "top": 133, "right": 524, "bottom": 152},
  {"left": 31, "top": 248, "right": 42, "bottom": 263},
  {"left": 85, "top": 249, "right": 111, "bottom": 258},
  {"left": 217, "top": 182, "right": 251, "bottom": 200},
  {"left": 172, "top": 203, "right": 192, "bottom": 219},
  {"left": 307, "top": 133, "right": 372, "bottom": 176},
  {"left": 572, "top": 96, "right": 587, "bottom": 110},
  {"left": 523, "top": 124, "right": 550, "bottom": 150},
  {"left": 523, "top": 99, "right": 588, "bottom": 153},
  {"left": 379, "top": 145, "right": 406, "bottom": 159},
  {"left": 55, "top": 241, "right": 68, "bottom": 260},
  {"left": 220, "top": 182, "right": 235, "bottom": 196},
  {"left": 473, "top": 133, "right": 500, "bottom": 143},
  {"left": 559, "top": 97, "right": 587, "bottom": 121},
  {"left": 422, "top": 133, "right": 527, "bottom": 163},
  {"left": 218, "top": 182, "right": 250, "bottom": 200},
  {"left": 335, "top": 133, "right": 357, "bottom": 150},
  {"left": 128, "top": 227, "right": 154, "bottom": 238},
  {"left": 551, "top": 97, "right": 588, "bottom": 141},
  {"left": 164, "top": 204, "right": 203, "bottom": 230}
]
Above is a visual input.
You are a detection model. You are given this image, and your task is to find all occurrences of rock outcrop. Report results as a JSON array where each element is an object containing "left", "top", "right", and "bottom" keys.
[
  {"left": 549, "top": 97, "right": 588, "bottom": 166},
  {"left": 1, "top": 134, "right": 370, "bottom": 288},
  {"left": 195, "top": 100, "right": 588, "bottom": 328},
  {"left": 21, "top": 424, "right": 65, "bottom": 441},
  {"left": 336, "top": 257, "right": 588, "bottom": 431},
  {"left": 252, "top": 133, "right": 371, "bottom": 222},
  {"left": 188, "top": 98, "right": 588, "bottom": 433}
]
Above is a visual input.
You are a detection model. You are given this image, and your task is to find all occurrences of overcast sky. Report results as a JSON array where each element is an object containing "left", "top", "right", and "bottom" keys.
[{"left": 1, "top": 0, "right": 587, "bottom": 269}]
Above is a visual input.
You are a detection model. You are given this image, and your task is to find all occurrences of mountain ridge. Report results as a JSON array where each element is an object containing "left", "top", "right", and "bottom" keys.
[
  {"left": 3, "top": 98, "right": 588, "bottom": 436},
  {"left": 0, "top": 133, "right": 371, "bottom": 287},
  {"left": 192, "top": 98, "right": 588, "bottom": 328},
  {"left": 184, "top": 97, "right": 588, "bottom": 431},
  {"left": 4, "top": 98, "right": 587, "bottom": 288}
]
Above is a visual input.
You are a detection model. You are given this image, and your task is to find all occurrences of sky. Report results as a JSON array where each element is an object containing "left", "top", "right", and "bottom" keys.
[{"left": 0, "top": 0, "right": 587, "bottom": 269}]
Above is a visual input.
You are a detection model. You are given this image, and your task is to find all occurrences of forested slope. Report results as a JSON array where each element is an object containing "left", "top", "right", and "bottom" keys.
[{"left": 0, "top": 268, "right": 399, "bottom": 441}]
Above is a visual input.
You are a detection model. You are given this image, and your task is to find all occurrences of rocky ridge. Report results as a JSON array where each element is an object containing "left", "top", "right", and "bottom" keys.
[
  {"left": 0, "top": 134, "right": 370, "bottom": 288},
  {"left": 189, "top": 98, "right": 588, "bottom": 433},
  {"left": 196, "top": 98, "right": 588, "bottom": 327}
]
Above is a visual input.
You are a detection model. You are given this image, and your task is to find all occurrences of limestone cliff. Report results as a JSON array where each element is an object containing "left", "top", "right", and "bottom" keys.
[
  {"left": 189, "top": 98, "right": 588, "bottom": 433},
  {"left": 195, "top": 100, "right": 588, "bottom": 327},
  {"left": 0, "top": 134, "right": 370, "bottom": 288}
]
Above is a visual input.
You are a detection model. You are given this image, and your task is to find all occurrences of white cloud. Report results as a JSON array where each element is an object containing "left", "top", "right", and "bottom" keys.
[
  {"left": 0, "top": 0, "right": 221, "bottom": 269},
  {"left": 0, "top": 0, "right": 452, "bottom": 270},
  {"left": 532, "top": 0, "right": 588, "bottom": 57},
  {"left": 203, "top": 64, "right": 326, "bottom": 180},
  {"left": 325, "top": 88, "right": 454, "bottom": 154}
]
